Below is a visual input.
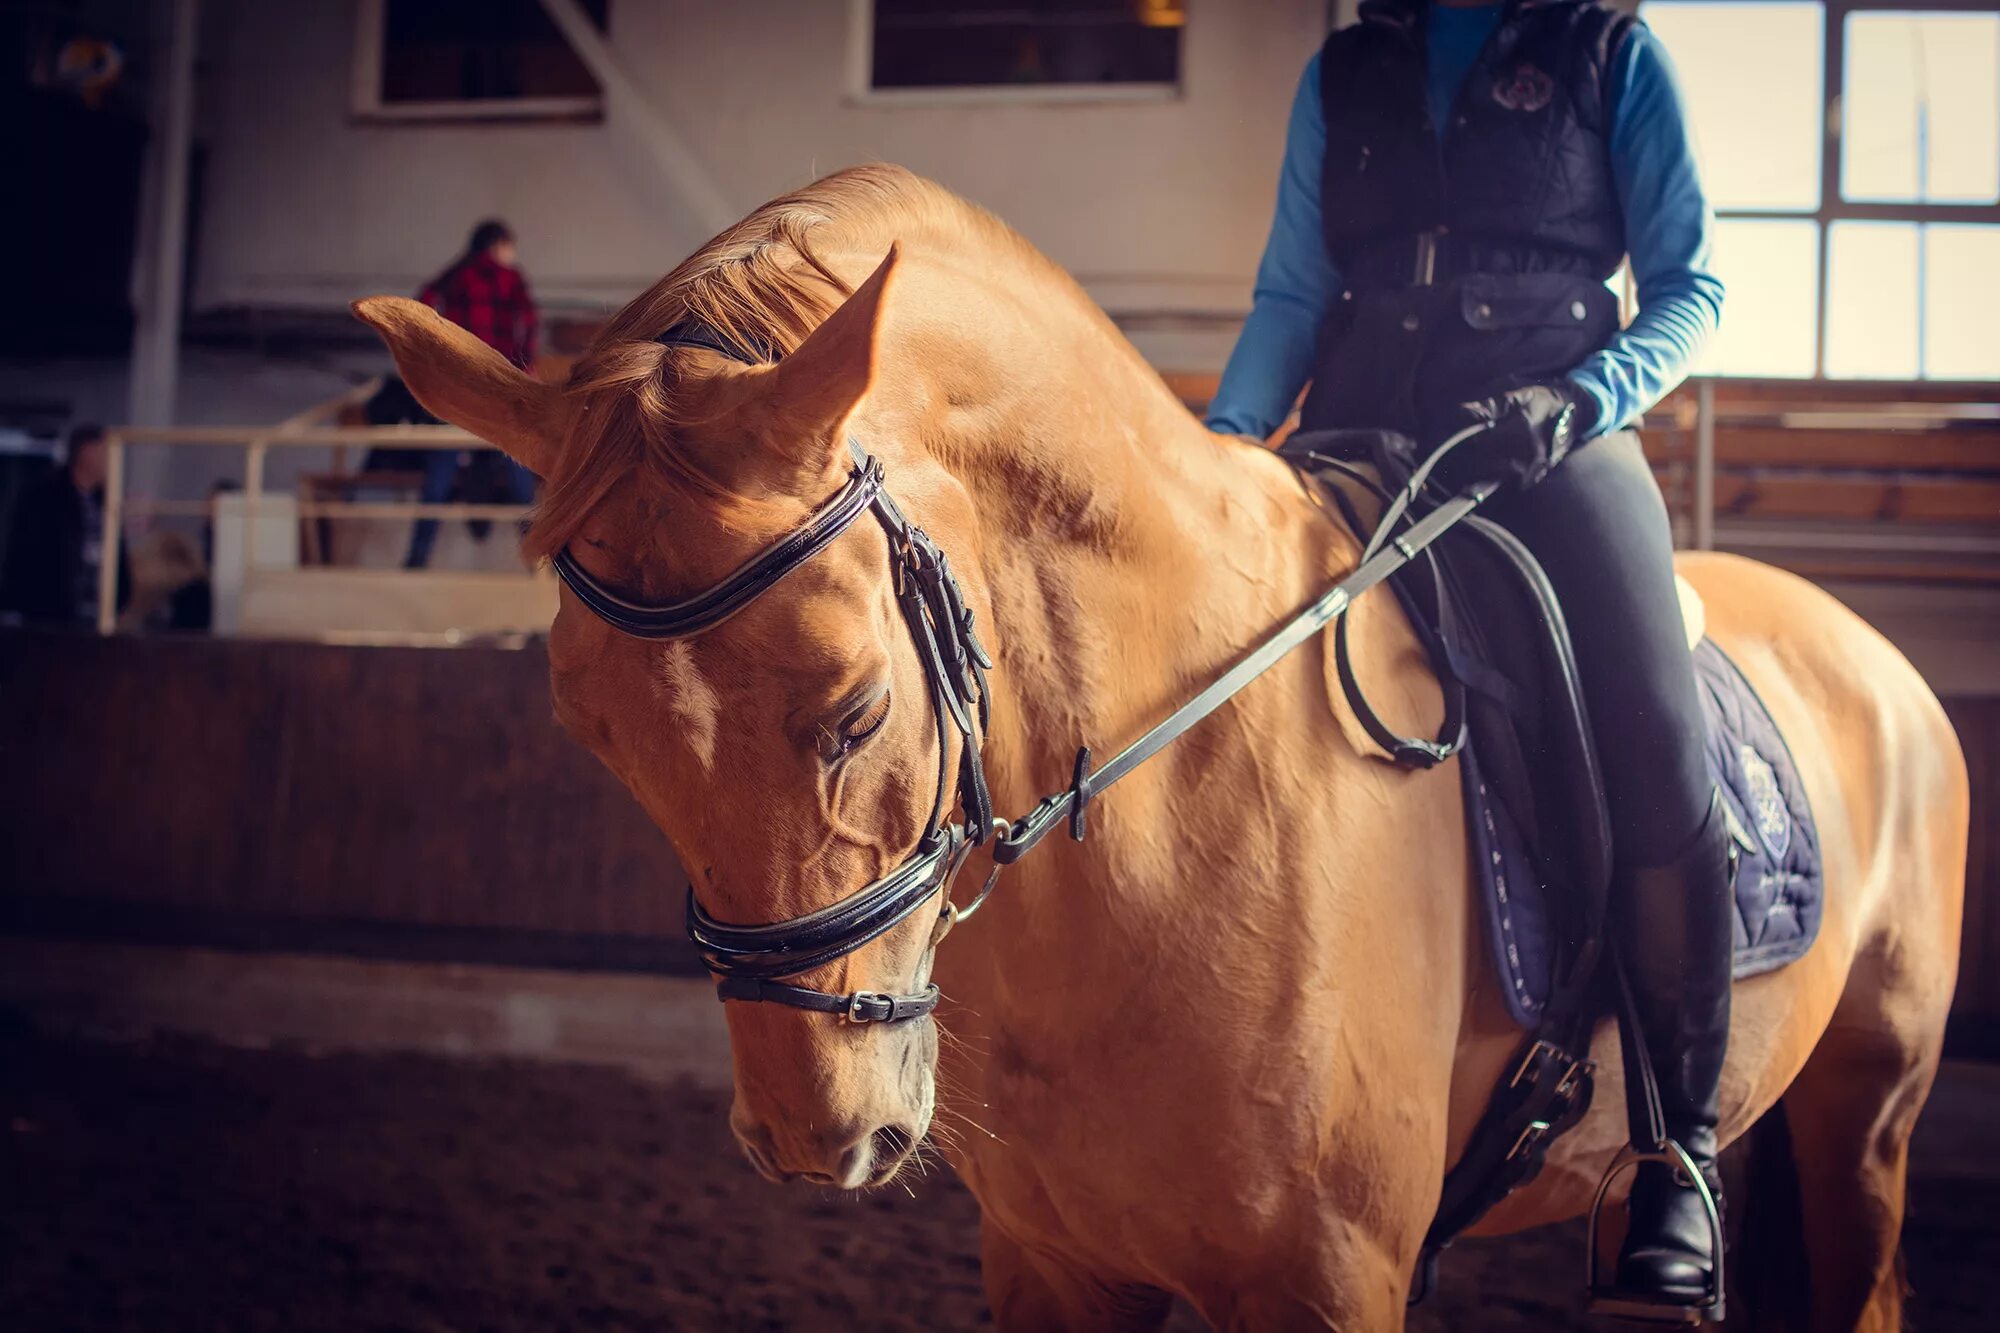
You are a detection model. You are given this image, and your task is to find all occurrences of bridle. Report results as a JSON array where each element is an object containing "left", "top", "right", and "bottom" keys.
[
  {"left": 551, "top": 321, "right": 1496, "bottom": 1025},
  {"left": 552, "top": 323, "right": 998, "bottom": 1024}
]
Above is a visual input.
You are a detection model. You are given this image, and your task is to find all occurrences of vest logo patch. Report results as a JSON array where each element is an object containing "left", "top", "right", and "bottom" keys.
[{"left": 1492, "top": 63, "right": 1555, "bottom": 113}]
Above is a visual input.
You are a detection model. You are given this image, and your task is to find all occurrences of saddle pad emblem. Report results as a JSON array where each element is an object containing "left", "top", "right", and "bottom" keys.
[
  {"left": 1467, "top": 638, "right": 1823, "bottom": 1028},
  {"left": 1492, "top": 63, "right": 1555, "bottom": 113},
  {"left": 1740, "top": 743, "right": 1791, "bottom": 859}
]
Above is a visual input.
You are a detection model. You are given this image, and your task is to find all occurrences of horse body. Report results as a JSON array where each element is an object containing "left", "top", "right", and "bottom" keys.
[
  {"left": 355, "top": 167, "right": 1966, "bottom": 1331},
  {"left": 879, "top": 238, "right": 1476, "bottom": 1326}
]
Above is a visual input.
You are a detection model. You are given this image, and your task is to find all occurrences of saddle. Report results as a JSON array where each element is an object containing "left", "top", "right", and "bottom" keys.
[{"left": 1277, "top": 429, "right": 1824, "bottom": 1308}]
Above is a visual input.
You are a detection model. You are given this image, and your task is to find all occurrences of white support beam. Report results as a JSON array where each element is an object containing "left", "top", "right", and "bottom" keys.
[
  {"left": 127, "top": 0, "right": 200, "bottom": 430},
  {"left": 535, "top": 0, "right": 736, "bottom": 235}
]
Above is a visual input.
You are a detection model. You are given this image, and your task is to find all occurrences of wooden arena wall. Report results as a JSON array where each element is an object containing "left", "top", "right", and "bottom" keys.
[
  {"left": 2, "top": 632, "right": 1997, "bottom": 1049},
  {"left": 0, "top": 631, "right": 698, "bottom": 973},
  {"left": 1945, "top": 697, "right": 2000, "bottom": 1052}
]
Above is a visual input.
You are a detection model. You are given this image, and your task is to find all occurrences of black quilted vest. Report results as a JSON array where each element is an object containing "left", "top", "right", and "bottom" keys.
[{"left": 1300, "top": 0, "right": 1637, "bottom": 437}]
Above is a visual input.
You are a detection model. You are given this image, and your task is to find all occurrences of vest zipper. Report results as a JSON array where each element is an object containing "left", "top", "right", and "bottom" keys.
[{"left": 1402, "top": 2, "right": 1525, "bottom": 285}]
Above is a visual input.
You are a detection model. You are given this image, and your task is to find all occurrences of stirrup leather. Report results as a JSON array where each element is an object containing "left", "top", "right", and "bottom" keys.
[{"left": 1585, "top": 1139, "right": 1726, "bottom": 1325}]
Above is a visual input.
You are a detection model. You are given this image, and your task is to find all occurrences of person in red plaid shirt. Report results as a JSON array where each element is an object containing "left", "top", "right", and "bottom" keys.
[
  {"left": 420, "top": 220, "right": 539, "bottom": 371},
  {"left": 402, "top": 220, "right": 542, "bottom": 568}
]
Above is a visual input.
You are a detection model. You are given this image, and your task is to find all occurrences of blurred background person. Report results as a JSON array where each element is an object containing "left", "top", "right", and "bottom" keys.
[
  {"left": 0, "top": 424, "right": 129, "bottom": 627},
  {"left": 384, "top": 219, "right": 542, "bottom": 569}
]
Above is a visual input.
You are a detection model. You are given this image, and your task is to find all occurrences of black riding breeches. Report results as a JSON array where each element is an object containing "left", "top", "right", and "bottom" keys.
[{"left": 1479, "top": 431, "right": 1713, "bottom": 867}]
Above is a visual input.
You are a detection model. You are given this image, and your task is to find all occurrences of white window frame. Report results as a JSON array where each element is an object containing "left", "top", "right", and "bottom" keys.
[
  {"left": 1654, "top": 0, "right": 2000, "bottom": 381},
  {"left": 845, "top": 0, "right": 1185, "bottom": 106},
  {"left": 350, "top": 0, "right": 604, "bottom": 124}
]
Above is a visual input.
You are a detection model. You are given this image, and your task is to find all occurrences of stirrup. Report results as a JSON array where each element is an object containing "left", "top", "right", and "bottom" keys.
[{"left": 1585, "top": 1140, "right": 1726, "bottom": 1325}]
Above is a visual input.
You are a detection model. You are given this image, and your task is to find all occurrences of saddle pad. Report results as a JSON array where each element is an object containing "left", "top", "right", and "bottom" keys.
[{"left": 1468, "top": 637, "right": 1825, "bottom": 1028}]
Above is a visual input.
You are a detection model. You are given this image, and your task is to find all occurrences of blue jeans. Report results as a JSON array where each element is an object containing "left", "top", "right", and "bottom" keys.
[{"left": 402, "top": 450, "right": 538, "bottom": 569}]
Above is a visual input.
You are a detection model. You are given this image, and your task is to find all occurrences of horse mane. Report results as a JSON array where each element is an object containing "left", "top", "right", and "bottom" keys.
[{"left": 527, "top": 164, "right": 1016, "bottom": 558}]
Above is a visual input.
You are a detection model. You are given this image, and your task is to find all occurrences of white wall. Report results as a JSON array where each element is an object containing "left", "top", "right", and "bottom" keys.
[{"left": 194, "top": 0, "right": 1331, "bottom": 335}]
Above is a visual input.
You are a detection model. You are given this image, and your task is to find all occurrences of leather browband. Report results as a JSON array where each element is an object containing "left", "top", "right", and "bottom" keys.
[{"left": 548, "top": 455, "right": 885, "bottom": 640}]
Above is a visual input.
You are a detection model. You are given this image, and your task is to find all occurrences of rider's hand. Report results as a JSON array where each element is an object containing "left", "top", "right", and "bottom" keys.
[{"left": 1439, "top": 384, "right": 1591, "bottom": 492}]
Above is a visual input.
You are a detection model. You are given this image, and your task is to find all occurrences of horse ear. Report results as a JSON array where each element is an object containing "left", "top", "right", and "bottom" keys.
[
  {"left": 350, "top": 296, "right": 566, "bottom": 477},
  {"left": 766, "top": 245, "right": 898, "bottom": 470}
]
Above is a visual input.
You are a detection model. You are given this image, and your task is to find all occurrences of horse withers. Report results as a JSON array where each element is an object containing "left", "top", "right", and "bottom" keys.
[{"left": 355, "top": 167, "right": 1967, "bottom": 1331}]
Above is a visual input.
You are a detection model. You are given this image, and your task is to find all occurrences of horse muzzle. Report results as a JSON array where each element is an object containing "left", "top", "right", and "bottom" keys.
[{"left": 732, "top": 1114, "right": 926, "bottom": 1190}]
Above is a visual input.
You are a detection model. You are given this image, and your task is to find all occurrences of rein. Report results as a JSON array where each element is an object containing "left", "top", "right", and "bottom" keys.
[{"left": 550, "top": 323, "right": 1492, "bottom": 1023}]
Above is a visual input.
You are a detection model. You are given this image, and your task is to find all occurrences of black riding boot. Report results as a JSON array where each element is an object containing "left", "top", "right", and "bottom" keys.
[{"left": 1611, "top": 790, "right": 1735, "bottom": 1314}]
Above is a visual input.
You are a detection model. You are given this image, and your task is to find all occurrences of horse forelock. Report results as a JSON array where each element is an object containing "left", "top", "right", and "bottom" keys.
[{"left": 526, "top": 165, "right": 1017, "bottom": 561}]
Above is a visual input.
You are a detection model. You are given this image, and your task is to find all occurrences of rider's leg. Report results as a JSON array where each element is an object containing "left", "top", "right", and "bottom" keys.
[{"left": 1481, "top": 431, "right": 1734, "bottom": 1307}]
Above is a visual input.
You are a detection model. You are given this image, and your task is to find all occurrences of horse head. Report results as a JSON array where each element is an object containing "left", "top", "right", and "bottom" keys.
[{"left": 356, "top": 240, "right": 991, "bottom": 1190}]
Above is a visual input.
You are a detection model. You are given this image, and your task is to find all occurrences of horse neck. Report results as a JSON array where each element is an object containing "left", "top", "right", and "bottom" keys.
[{"left": 880, "top": 255, "right": 1336, "bottom": 856}]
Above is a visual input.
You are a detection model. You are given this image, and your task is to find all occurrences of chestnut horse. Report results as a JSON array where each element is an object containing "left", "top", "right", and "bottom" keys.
[{"left": 356, "top": 167, "right": 1966, "bottom": 1331}]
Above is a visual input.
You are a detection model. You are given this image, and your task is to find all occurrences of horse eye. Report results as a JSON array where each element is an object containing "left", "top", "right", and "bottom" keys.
[{"left": 823, "top": 690, "right": 891, "bottom": 761}]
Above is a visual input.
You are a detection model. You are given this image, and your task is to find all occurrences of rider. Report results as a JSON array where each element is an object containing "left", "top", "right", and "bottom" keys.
[{"left": 1208, "top": 0, "right": 1730, "bottom": 1315}]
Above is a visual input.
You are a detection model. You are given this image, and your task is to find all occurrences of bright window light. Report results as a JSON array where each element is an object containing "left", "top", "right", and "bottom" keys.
[
  {"left": 1923, "top": 225, "right": 2000, "bottom": 379},
  {"left": 1843, "top": 12, "right": 2000, "bottom": 204},
  {"left": 1643, "top": 2, "right": 1825, "bottom": 212},
  {"left": 1701, "top": 219, "right": 1820, "bottom": 377},
  {"left": 1825, "top": 222, "right": 1920, "bottom": 379}
]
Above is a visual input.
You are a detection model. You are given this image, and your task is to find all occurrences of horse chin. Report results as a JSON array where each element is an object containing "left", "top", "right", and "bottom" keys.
[
  {"left": 727, "top": 1029, "right": 938, "bottom": 1190},
  {"left": 731, "top": 1107, "right": 932, "bottom": 1191}
]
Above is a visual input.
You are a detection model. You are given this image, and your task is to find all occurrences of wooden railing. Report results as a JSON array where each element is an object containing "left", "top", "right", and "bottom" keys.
[
  {"left": 96, "top": 422, "right": 535, "bottom": 637},
  {"left": 95, "top": 375, "right": 2000, "bottom": 634},
  {"left": 1161, "top": 371, "right": 2000, "bottom": 585},
  {"left": 1648, "top": 381, "right": 2000, "bottom": 584}
]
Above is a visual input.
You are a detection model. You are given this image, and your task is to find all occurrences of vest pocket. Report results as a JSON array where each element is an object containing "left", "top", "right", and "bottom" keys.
[
  {"left": 1458, "top": 271, "right": 1616, "bottom": 333},
  {"left": 1404, "top": 272, "right": 1618, "bottom": 415}
]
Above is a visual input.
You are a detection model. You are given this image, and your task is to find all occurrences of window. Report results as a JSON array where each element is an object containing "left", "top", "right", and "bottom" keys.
[
  {"left": 1647, "top": 2, "right": 1825, "bottom": 213},
  {"left": 1643, "top": 1, "right": 2000, "bottom": 380},
  {"left": 855, "top": 0, "right": 1186, "bottom": 101},
  {"left": 351, "top": 0, "right": 607, "bottom": 122},
  {"left": 1842, "top": 11, "right": 1999, "bottom": 203},
  {"left": 1708, "top": 219, "right": 1823, "bottom": 377}
]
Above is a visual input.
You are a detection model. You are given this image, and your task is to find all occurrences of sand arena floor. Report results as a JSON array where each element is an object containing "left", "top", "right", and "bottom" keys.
[{"left": 3, "top": 1019, "right": 1996, "bottom": 1331}]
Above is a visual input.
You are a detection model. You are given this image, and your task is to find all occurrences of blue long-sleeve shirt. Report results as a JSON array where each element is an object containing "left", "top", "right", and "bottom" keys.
[{"left": 1207, "top": 11, "right": 1724, "bottom": 441}]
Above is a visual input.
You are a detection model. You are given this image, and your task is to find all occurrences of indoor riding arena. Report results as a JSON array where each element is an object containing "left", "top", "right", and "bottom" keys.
[{"left": 5, "top": 3, "right": 1999, "bottom": 1331}]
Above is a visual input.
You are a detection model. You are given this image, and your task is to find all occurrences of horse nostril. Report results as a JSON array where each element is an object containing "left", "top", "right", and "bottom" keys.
[
  {"left": 831, "top": 1135, "right": 873, "bottom": 1189},
  {"left": 872, "top": 1124, "right": 914, "bottom": 1163}
]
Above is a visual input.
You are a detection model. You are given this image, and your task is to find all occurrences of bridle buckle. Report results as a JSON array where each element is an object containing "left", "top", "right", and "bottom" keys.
[{"left": 845, "top": 991, "right": 890, "bottom": 1024}]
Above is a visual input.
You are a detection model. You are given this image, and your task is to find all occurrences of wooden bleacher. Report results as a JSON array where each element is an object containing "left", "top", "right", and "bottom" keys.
[
  {"left": 1648, "top": 381, "right": 2000, "bottom": 585},
  {"left": 1161, "top": 372, "right": 1999, "bottom": 586}
]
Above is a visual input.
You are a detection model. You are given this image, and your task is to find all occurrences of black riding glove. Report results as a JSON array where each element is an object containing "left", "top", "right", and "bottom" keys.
[{"left": 1437, "top": 384, "right": 1591, "bottom": 492}]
